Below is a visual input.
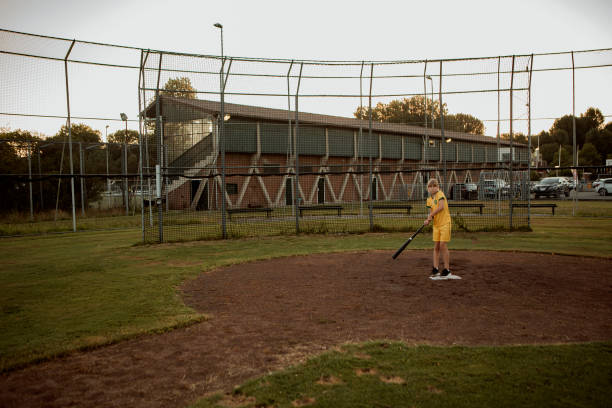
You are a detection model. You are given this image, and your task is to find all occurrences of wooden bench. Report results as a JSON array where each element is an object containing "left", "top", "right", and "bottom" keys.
[
  {"left": 298, "top": 205, "right": 343, "bottom": 217},
  {"left": 448, "top": 203, "right": 485, "bottom": 215},
  {"left": 227, "top": 207, "right": 273, "bottom": 221},
  {"left": 512, "top": 203, "right": 557, "bottom": 215},
  {"left": 371, "top": 204, "right": 412, "bottom": 214}
]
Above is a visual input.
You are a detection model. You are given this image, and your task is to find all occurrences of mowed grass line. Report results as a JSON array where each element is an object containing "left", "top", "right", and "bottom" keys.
[
  {"left": 1, "top": 217, "right": 611, "bottom": 372},
  {"left": 191, "top": 342, "right": 612, "bottom": 408}
]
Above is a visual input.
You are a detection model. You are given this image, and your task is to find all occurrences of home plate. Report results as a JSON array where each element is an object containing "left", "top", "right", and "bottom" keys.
[{"left": 430, "top": 273, "right": 462, "bottom": 280}]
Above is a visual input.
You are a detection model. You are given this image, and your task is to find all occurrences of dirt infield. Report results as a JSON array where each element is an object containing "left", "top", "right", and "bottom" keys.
[{"left": 1, "top": 250, "right": 611, "bottom": 408}]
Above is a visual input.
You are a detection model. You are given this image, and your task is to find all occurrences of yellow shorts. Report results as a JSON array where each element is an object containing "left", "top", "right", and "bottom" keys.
[{"left": 433, "top": 223, "right": 451, "bottom": 242}]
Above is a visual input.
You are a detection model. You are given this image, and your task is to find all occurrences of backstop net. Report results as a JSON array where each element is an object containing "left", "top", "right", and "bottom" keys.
[{"left": 139, "top": 53, "right": 539, "bottom": 243}]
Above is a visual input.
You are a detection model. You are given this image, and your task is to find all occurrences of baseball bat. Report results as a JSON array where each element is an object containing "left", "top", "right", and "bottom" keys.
[{"left": 392, "top": 224, "right": 425, "bottom": 259}]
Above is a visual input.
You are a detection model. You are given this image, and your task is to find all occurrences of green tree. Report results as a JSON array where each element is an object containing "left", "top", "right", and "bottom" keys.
[
  {"left": 54, "top": 123, "right": 101, "bottom": 144},
  {"left": 353, "top": 96, "right": 484, "bottom": 134},
  {"left": 539, "top": 143, "right": 559, "bottom": 165},
  {"left": 581, "top": 107, "right": 604, "bottom": 130},
  {"left": 445, "top": 113, "right": 484, "bottom": 135},
  {"left": 0, "top": 129, "right": 40, "bottom": 212},
  {"left": 108, "top": 129, "right": 140, "bottom": 145},
  {"left": 549, "top": 107, "right": 604, "bottom": 149},
  {"left": 161, "top": 77, "right": 196, "bottom": 99},
  {"left": 354, "top": 96, "right": 445, "bottom": 125},
  {"left": 578, "top": 143, "right": 601, "bottom": 166},
  {"left": 500, "top": 132, "right": 528, "bottom": 145},
  {"left": 585, "top": 127, "right": 612, "bottom": 164}
]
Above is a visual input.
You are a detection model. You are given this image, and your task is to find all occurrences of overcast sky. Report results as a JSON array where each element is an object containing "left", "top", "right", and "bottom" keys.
[
  {"left": 3, "top": 0, "right": 611, "bottom": 60},
  {"left": 1, "top": 0, "right": 611, "bottom": 138}
]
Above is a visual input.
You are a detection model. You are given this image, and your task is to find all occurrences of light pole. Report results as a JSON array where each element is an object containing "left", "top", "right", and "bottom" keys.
[
  {"left": 214, "top": 23, "right": 224, "bottom": 58},
  {"left": 120, "top": 113, "right": 129, "bottom": 215},
  {"left": 214, "top": 22, "right": 227, "bottom": 238}
]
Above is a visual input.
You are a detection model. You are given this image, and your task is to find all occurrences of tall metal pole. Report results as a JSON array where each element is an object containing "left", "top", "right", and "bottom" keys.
[
  {"left": 215, "top": 23, "right": 227, "bottom": 239},
  {"left": 509, "top": 55, "right": 515, "bottom": 229},
  {"left": 64, "top": 39, "right": 77, "bottom": 231},
  {"left": 439, "top": 61, "right": 446, "bottom": 194},
  {"left": 106, "top": 143, "right": 110, "bottom": 208},
  {"left": 287, "top": 60, "right": 294, "bottom": 215},
  {"left": 37, "top": 144, "right": 43, "bottom": 210},
  {"left": 368, "top": 63, "right": 374, "bottom": 231},
  {"left": 423, "top": 62, "right": 428, "bottom": 167},
  {"left": 527, "top": 54, "right": 534, "bottom": 227},
  {"left": 155, "top": 52, "right": 163, "bottom": 243},
  {"left": 138, "top": 49, "right": 145, "bottom": 241},
  {"left": 497, "top": 56, "right": 501, "bottom": 165},
  {"left": 124, "top": 119, "right": 129, "bottom": 216},
  {"left": 79, "top": 142, "right": 85, "bottom": 216},
  {"left": 294, "top": 63, "right": 303, "bottom": 234},
  {"left": 219, "top": 56, "right": 227, "bottom": 238},
  {"left": 571, "top": 51, "right": 576, "bottom": 168},
  {"left": 359, "top": 61, "right": 364, "bottom": 215},
  {"left": 571, "top": 51, "right": 577, "bottom": 216},
  {"left": 27, "top": 141, "right": 33, "bottom": 221}
]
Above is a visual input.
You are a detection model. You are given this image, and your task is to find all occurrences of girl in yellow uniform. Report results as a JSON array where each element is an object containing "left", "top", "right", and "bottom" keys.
[{"left": 424, "top": 178, "right": 454, "bottom": 278}]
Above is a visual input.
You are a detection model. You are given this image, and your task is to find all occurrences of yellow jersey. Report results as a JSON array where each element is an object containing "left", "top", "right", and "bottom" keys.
[{"left": 426, "top": 190, "right": 451, "bottom": 227}]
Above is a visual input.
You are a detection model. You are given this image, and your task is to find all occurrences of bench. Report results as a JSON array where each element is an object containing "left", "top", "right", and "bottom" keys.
[
  {"left": 371, "top": 204, "right": 412, "bottom": 214},
  {"left": 298, "top": 205, "right": 343, "bottom": 217},
  {"left": 227, "top": 207, "right": 273, "bottom": 221},
  {"left": 448, "top": 203, "right": 485, "bottom": 215},
  {"left": 512, "top": 203, "right": 557, "bottom": 215}
]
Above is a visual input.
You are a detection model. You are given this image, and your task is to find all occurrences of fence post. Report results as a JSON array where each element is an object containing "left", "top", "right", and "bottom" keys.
[
  {"left": 219, "top": 55, "right": 227, "bottom": 239},
  {"left": 64, "top": 39, "right": 77, "bottom": 232},
  {"left": 27, "top": 141, "right": 33, "bottom": 221},
  {"left": 527, "top": 54, "right": 534, "bottom": 228},
  {"left": 155, "top": 52, "right": 163, "bottom": 243},
  {"left": 286, "top": 60, "right": 294, "bottom": 216},
  {"left": 79, "top": 142, "right": 85, "bottom": 216},
  {"left": 509, "top": 55, "right": 515, "bottom": 229},
  {"left": 359, "top": 61, "right": 364, "bottom": 216},
  {"left": 294, "top": 62, "right": 304, "bottom": 234},
  {"left": 571, "top": 51, "right": 577, "bottom": 216},
  {"left": 439, "top": 60, "right": 446, "bottom": 194},
  {"left": 368, "top": 63, "right": 374, "bottom": 231},
  {"left": 138, "top": 49, "right": 146, "bottom": 241},
  {"left": 37, "top": 143, "right": 43, "bottom": 210}
]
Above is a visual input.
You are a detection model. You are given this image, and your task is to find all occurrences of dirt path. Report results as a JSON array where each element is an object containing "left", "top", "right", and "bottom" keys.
[{"left": 1, "top": 250, "right": 611, "bottom": 408}]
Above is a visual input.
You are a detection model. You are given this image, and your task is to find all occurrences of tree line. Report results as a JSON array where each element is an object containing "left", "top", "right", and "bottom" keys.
[
  {"left": 353, "top": 96, "right": 611, "bottom": 167},
  {"left": 0, "top": 124, "right": 141, "bottom": 213}
]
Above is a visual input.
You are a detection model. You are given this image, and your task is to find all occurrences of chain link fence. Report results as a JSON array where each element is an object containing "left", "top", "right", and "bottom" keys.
[{"left": 1, "top": 29, "right": 611, "bottom": 240}]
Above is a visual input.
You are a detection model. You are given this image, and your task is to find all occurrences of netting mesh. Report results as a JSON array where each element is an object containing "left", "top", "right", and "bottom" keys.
[{"left": 1, "top": 29, "right": 611, "bottom": 240}]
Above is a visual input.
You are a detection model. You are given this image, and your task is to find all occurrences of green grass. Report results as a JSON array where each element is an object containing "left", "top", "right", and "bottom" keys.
[
  {"left": 1, "top": 216, "right": 612, "bottom": 373},
  {"left": 190, "top": 341, "right": 612, "bottom": 408},
  {"left": 3, "top": 200, "right": 610, "bottom": 237}
]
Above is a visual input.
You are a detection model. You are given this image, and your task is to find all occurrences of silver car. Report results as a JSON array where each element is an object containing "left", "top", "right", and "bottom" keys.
[{"left": 595, "top": 178, "right": 612, "bottom": 196}]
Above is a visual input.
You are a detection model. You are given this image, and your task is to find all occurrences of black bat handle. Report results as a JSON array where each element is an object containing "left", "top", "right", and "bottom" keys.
[{"left": 392, "top": 224, "right": 426, "bottom": 259}]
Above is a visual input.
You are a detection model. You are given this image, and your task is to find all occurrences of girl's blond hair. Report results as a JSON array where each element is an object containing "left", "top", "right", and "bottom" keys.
[{"left": 427, "top": 178, "right": 439, "bottom": 188}]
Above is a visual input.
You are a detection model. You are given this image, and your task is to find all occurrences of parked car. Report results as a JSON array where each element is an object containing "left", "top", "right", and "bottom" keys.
[
  {"left": 479, "top": 179, "right": 509, "bottom": 200},
  {"left": 561, "top": 177, "right": 575, "bottom": 190},
  {"left": 450, "top": 183, "right": 478, "bottom": 200},
  {"left": 595, "top": 178, "right": 612, "bottom": 196},
  {"left": 533, "top": 177, "right": 570, "bottom": 198},
  {"left": 593, "top": 178, "right": 612, "bottom": 191}
]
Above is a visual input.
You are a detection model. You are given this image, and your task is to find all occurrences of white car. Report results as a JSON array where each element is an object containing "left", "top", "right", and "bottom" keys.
[{"left": 595, "top": 178, "right": 612, "bottom": 196}]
